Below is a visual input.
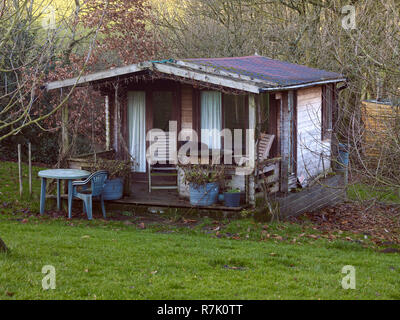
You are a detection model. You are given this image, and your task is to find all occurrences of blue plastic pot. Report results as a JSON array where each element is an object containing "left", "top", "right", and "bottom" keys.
[
  {"left": 189, "top": 182, "right": 219, "bottom": 206},
  {"left": 224, "top": 192, "right": 241, "bottom": 207},
  {"left": 102, "top": 178, "right": 124, "bottom": 200},
  {"left": 337, "top": 143, "right": 349, "bottom": 172}
]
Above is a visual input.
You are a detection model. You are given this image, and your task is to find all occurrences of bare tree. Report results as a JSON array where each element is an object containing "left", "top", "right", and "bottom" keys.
[{"left": 0, "top": 0, "right": 108, "bottom": 142}]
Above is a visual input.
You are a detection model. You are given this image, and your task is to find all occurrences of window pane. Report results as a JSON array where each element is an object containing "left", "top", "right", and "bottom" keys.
[
  {"left": 223, "top": 94, "right": 246, "bottom": 153},
  {"left": 153, "top": 91, "right": 173, "bottom": 132},
  {"left": 201, "top": 91, "right": 222, "bottom": 149}
]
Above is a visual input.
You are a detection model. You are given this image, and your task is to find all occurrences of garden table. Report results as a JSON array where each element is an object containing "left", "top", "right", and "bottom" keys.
[{"left": 38, "top": 169, "right": 91, "bottom": 219}]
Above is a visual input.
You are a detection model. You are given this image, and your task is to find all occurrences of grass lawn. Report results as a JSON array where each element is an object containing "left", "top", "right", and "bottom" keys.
[
  {"left": 347, "top": 182, "right": 400, "bottom": 203},
  {"left": 0, "top": 161, "right": 399, "bottom": 300}
]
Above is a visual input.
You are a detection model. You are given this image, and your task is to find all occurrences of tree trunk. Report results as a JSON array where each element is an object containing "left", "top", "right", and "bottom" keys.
[{"left": 0, "top": 237, "right": 8, "bottom": 252}]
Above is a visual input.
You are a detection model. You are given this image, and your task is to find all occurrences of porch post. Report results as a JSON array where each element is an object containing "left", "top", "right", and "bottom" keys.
[
  {"left": 105, "top": 95, "right": 110, "bottom": 151},
  {"left": 60, "top": 88, "right": 69, "bottom": 156},
  {"left": 280, "top": 91, "right": 293, "bottom": 194},
  {"left": 248, "top": 94, "right": 256, "bottom": 207},
  {"left": 113, "top": 84, "right": 120, "bottom": 155}
]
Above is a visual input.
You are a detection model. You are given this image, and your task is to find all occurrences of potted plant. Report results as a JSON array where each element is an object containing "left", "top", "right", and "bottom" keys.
[
  {"left": 181, "top": 165, "right": 224, "bottom": 206},
  {"left": 90, "top": 159, "right": 133, "bottom": 200},
  {"left": 224, "top": 188, "right": 242, "bottom": 207}
]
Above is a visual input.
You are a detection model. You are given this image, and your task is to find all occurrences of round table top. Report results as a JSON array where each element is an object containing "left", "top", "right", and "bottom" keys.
[{"left": 38, "top": 169, "right": 91, "bottom": 180}]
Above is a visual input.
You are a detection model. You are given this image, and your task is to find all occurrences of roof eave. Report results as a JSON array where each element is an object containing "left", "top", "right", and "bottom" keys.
[
  {"left": 45, "top": 61, "right": 263, "bottom": 94},
  {"left": 45, "top": 62, "right": 148, "bottom": 90},
  {"left": 260, "top": 78, "right": 347, "bottom": 92}
]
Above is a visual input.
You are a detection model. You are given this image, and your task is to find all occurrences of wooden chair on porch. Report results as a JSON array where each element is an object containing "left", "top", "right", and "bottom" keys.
[
  {"left": 256, "top": 133, "right": 281, "bottom": 193},
  {"left": 147, "top": 132, "right": 178, "bottom": 193}
]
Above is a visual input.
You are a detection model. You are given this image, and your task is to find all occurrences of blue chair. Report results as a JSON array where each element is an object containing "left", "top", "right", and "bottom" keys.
[{"left": 72, "top": 171, "right": 108, "bottom": 220}]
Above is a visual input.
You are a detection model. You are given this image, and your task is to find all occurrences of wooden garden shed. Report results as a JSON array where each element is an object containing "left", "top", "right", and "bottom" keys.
[{"left": 46, "top": 55, "right": 346, "bottom": 211}]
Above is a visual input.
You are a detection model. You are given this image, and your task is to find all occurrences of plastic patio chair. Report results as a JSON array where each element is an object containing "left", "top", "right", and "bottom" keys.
[{"left": 72, "top": 170, "right": 108, "bottom": 220}]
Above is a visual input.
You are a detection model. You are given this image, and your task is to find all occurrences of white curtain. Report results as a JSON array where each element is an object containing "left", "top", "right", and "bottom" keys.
[
  {"left": 128, "top": 91, "right": 146, "bottom": 172},
  {"left": 201, "top": 91, "right": 222, "bottom": 149}
]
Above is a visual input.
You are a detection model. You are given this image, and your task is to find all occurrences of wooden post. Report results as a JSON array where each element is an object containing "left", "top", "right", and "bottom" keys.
[
  {"left": 113, "top": 84, "right": 120, "bottom": 155},
  {"left": 105, "top": 95, "right": 110, "bottom": 151},
  {"left": 248, "top": 94, "right": 256, "bottom": 207},
  {"left": 61, "top": 88, "right": 69, "bottom": 156},
  {"left": 18, "top": 144, "right": 22, "bottom": 198},
  {"left": 28, "top": 142, "right": 32, "bottom": 197},
  {"left": 279, "top": 91, "right": 291, "bottom": 194}
]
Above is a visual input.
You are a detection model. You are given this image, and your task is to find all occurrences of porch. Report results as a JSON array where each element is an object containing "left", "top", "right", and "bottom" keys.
[
  {"left": 47, "top": 183, "right": 247, "bottom": 213},
  {"left": 67, "top": 154, "right": 257, "bottom": 212}
]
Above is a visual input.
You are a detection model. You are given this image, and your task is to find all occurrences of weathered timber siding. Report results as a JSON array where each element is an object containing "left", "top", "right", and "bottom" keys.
[
  {"left": 361, "top": 100, "right": 399, "bottom": 158},
  {"left": 181, "top": 85, "right": 193, "bottom": 129},
  {"left": 276, "top": 174, "right": 345, "bottom": 218},
  {"left": 297, "top": 86, "right": 331, "bottom": 184}
]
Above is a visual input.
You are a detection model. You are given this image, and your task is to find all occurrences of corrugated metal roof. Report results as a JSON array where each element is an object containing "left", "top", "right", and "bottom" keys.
[{"left": 184, "top": 55, "right": 343, "bottom": 87}]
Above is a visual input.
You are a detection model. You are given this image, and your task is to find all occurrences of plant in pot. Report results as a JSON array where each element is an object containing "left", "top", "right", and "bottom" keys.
[
  {"left": 181, "top": 164, "right": 225, "bottom": 206},
  {"left": 90, "top": 159, "right": 133, "bottom": 200},
  {"left": 224, "top": 188, "right": 242, "bottom": 207}
]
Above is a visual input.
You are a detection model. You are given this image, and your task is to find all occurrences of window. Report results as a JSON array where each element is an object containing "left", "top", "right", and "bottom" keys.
[
  {"left": 223, "top": 94, "right": 247, "bottom": 153},
  {"left": 153, "top": 91, "right": 173, "bottom": 132},
  {"left": 200, "top": 91, "right": 222, "bottom": 149}
]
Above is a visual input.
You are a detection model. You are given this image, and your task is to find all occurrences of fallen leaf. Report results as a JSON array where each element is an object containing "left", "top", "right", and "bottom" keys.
[{"left": 183, "top": 219, "right": 197, "bottom": 224}]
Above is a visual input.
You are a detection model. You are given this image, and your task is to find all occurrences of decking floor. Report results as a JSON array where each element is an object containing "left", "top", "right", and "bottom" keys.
[
  {"left": 47, "top": 182, "right": 245, "bottom": 212},
  {"left": 113, "top": 182, "right": 244, "bottom": 211}
]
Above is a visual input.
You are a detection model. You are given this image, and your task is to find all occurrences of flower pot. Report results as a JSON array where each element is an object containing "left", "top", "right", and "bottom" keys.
[
  {"left": 189, "top": 182, "right": 219, "bottom": 206},
  {"left": 224, "top": 192, "right": 241, "bottom": 207},
  {"left": 102, "top": 178, "right": 124, "bottom": 200}
]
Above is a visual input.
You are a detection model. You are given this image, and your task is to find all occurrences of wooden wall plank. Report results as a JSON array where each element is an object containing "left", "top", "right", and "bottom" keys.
[
  {"left": 296, "top": 86, "right": 331, "bottom": 184},
  {"left": 181, "top": 85, "right": 193, "bottom": 129}
]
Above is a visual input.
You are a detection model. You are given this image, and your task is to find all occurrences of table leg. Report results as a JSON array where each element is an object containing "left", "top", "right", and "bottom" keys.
[
  {"left": 40, "top": 178, "right": 47, "bottom": 215},
  {"left": 68, "top": 180, "right": 73, "bottom": 219},
  {"left": 57, "top": 179, "right": 61, "bottom": 211}
]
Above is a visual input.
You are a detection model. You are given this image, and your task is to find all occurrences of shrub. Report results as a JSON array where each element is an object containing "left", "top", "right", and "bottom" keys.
[
  {"left": 180, "top": 164, "right": 225, "bottom": 187},
  {"left": 90, "top": 159, "right": 133, "bottom": 179}
]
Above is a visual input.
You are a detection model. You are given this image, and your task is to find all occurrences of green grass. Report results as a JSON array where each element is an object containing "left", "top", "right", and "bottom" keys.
[
  {"left": 1, "top": 161, "right": 400, "bottom": 300},
  {"left": 347, "top": 183, "right": 400, "bottom": 203}
]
